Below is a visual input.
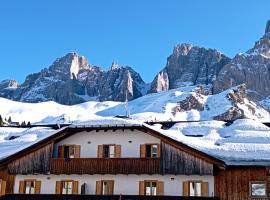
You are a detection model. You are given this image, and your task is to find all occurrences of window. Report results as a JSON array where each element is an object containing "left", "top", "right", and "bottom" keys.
[
  {"left": 189, "top": 181, "right": 201, "bottom": 196},
  {"left": 62, "top": 181, "right": 73, "bottom": 195},
  {"left": 96, "top": 180, "right": 114, "bottom": 195},
  {"left": 250, "top": 182, "right": 266, "bottom": 197},
  {"left": 146, "top": 144, "right": 158, "bottom": 158},
  {"left": 103, "top": 145, "right": 115, "bottom": 158},
  {"left": 25, "top": 180, "right": 35, "bottom": 194},
  {"left": 64, "top": 145, "right": 75, "bottom": 159},
  {"left": 145, "top": 181, "right": 157, "bottom": 196}
]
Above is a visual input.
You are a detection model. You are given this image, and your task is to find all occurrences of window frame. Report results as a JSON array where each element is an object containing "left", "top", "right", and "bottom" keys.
[
  {"left": 24, "top": 179, "right": 36, "bottom": 194},
  {"left": 100, "top": 180, "right": 114, "bottom": 195},
  {"left": 188, "top": 181, "right": 202, "bottom": 197},
  {"left": 60, "top": 180, "right": 73, "bottom": 195},
  {"left": 250, "top": 181, "right": 267, "bottom": 198},
  {"left": 145, "top": 144, "right": 159, "bottom": 158},
  {"left": 63, "top": 145, "right": 76, "bottom": 159},
  {"left": 103, "top": 144, "right": 116, "bottom": 158},
  {"left": 144, "top": 180, "right": 158, "bottom": 196}
]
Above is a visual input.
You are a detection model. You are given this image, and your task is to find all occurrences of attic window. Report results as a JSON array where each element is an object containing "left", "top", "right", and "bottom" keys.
[{"left": 250, "top": 182, "right": 266, "bottom": 197}]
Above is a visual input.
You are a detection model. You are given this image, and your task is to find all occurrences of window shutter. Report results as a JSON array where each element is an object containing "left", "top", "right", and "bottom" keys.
[
  {"left": 74, "top": 145, "right": 81, "bottom": 158},
  {"left": 157, "top": 181, "right": 164, "bottom": 196},
  {"left": 183, "top": 181, "right": 189, "bottom": 196},
  {"left": 55, "top": 181, "right": 62, "bottom": 194},
  {"left": 140, "top": 144, "right": 146, "bottom": 158},
  {"left": 98, "top": 145, "right": 104, "bottom": 158},
  {"left": 19, "top": 181, "right": 25, "bottom": 194},
  {"left": 58, "top": 145, "right": 64, "bottom": 158},
  {"left": 115, "top": 145, "right": 121, "bottom": 158},
  {"left": 157, "top": 144, "right": 161, "bottom": 158},
  {"left": 202, "top": 182, "right": 209, "bottom": 197},
  {"left": 35, "top": 181, "right": 41, "bottom": 194},
  {"left": 108, "top": 180, "right": 114, "bottom": 195},
  {"left": 72, "top": 181, "right": 79, "bottom": 194},
  {"left": 96, "top": 181, "right": 102, "bottom": 195},
  {"left": 139, "top": 181, "right": 145, "bottom": 195},
  {"left": 0, "top": 180, "right": 6, "bottom": 196}
]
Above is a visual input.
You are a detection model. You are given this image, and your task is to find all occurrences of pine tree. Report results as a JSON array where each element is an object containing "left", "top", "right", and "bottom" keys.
[
  {"left": 21, "top": 121, "right": 26, "bottom": 126},
  {"left": 27, "top": 121, "right": 31, "bottom": 126},
  {"left": 0, "top": 115, "right": 3, "bottom": 126},
  {"left": 8, "top": 116, "right": 12, "bottom": 123}
]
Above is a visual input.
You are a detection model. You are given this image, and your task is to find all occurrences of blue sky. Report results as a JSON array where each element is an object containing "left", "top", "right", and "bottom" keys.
[{"left": 0, "top": 0, "right": 269, "bottom": 83}]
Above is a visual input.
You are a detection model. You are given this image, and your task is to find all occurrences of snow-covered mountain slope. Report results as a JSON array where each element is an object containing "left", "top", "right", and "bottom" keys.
[{"left": 0, "top": 85, "right": 269, "bottom": 124}]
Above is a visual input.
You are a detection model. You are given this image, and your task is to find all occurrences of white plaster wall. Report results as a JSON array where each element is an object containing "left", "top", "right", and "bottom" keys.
[
  {"left": 54, "top": 130, "right": 160, "bottom": 158},
  {"left": 14, "top": 174, "right": 215, "bottom": 196}
]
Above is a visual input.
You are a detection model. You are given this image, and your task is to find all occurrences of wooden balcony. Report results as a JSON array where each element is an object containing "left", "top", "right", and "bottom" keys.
[
  {"left": 0, "top": 194, "right": 220, "bottom": 200},
  {"left": 50, "top": 158, "right": 160, "bottom": 175}
]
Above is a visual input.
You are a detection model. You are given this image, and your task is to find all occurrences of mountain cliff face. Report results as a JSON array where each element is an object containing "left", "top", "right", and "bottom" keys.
[
  {"left": 213, "top": 20, "right": 270, "bottom": 102},
  {"left": 0, "top": 53, "right": 146, "bottom": 104},
  {"left": 149, "top": 44, "right": 231, "bottom": 93}
]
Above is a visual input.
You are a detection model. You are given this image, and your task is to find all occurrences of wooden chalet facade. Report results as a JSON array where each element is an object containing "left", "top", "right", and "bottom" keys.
[{"left": 0, "top": 123, "right": 269, "bottom": 200}]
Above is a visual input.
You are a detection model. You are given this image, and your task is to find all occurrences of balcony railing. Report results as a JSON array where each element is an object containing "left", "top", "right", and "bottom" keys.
[{"left": 50, "top": 158, "right": 160, "bottom": 175}]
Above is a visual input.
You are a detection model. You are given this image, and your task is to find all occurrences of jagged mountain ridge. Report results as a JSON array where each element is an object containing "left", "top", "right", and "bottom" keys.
[
  {"left": 1, "top": 20, "right": 270, "bottom": 109},
  {"left": 213, "top": 20, "right": 270, "bottom": 103},
  {"left": 0, "top": 53, "right": 146, "bottom": 104},
  {"left": 149, "top": 43, "right": 231, "bottom": 93}
]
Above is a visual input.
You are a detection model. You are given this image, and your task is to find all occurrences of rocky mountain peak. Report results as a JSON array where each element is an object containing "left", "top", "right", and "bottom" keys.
[
  {"left": 49, "top": 52, "right": 91, "bottom": 79},
  {"left": 265, "top": 20, "right": 270, "bottom": 34},
  {"left": 213, "top": 20, "right": 270, "bottom": 102},
  {"left": 149, "top": 43, "right": 231, "bottom": 93},
  {"left": 172, "top": 43, "right": 193, "bottom": 56},
  {"left": 110, "top": 61, "right": 119, "bottom": 70}
]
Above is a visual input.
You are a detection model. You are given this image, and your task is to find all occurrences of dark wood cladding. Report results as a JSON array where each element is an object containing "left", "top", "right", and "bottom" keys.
[
  {"left": 161, "top": 142, "right": 213, "bottom": 175},
  {"left": 0, "top": 169, "right": 14, "bottom": 194},
  {"left": 51, "top": 158, "right": 160, "bottom": 174},
  {"left": 215, "top": 167, "right": 269, "bottom": 200},
  {"left": 7, "top": 143, "right": 53, "bottom": 174}
]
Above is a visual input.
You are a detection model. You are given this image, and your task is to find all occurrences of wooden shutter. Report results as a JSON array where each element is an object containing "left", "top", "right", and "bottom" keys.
[
  {"left": 139, "top": 181, "right": 145, "bottom": 195},
  {"left": 202, "top": 182, "right": 209, "bottom": 197},
  {"left": 157, "top": 181, "right": 164, "bottom": 195},
  {"left": 55, "top": 181, "right": 62, "bottom": 194},
  {"left": 183, "top": 181, "right": 189, "bottom": 196},
  {"left": 72, "top": 181, "right": 79, "bottom": 194},
  {"left": 74, "top": 145, "right": 81, "bottom": 158},
  {"left": 115, "top": 145, "right": 121, "bottom": 158},
  {"left": 58, "top": 145, "right": 64, "bottom": 158},
  {"left": 19, "top": 181, "right": 25, "bottom": 194},
  {"left": 108, "top": 180, "right": 114, "bottom": 195},
  {"left": 98, "top": 145, "right": 104, "bottom": 158},
  {"left": 0, "top": 180, "right": 6, "bottom": 196},
  {"left": 35, "top": 181, "right": 41, "bottom": 194},
  {"left": 140, "top": 144, "right": 146, "bottom": 158},
  {"left": 96, "top": 181, "right": 102, "bottom": 195},
  {"left": 157, "top": 144, "right": 161, "bottom": 158}
]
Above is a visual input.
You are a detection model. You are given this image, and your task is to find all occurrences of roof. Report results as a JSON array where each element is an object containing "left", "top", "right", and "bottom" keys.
[{"left": 0, "top": 118, "right": 225, "bottom": 168}]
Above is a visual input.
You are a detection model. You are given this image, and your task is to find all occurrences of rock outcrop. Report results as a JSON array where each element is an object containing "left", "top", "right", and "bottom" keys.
[
  {"left": 149, "top": 44, "right": 231, "bottom": 93},
  {"left": 0, "top": 53, "right": 146, "bottom": 104},
  {"left": 213, "top": 21, "right": 270, "bottom": 101}
]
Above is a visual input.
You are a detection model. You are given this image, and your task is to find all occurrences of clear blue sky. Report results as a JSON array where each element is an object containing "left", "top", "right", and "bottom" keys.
[{"left": 0, "top": 0, "right": 269, "bottom": 83}]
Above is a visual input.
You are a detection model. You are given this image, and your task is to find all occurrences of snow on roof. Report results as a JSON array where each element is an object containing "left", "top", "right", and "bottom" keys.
[
  {"left": 0, "top": 118, "right": 270, "bottom": 166},
  {"left": 0, "top": 126, "right": 64, "bottom": 161},
  {"left": 145, "top": 119, "right": 270, "bottom": 166},
  {"left": 70, "top": 117, "right": 143, "bottom": 128}
]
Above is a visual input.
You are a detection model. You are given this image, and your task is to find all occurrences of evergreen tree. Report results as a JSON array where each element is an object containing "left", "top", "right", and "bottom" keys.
[
  {"left": 27, "top": 121, "right": 31, "bottom": 126},
  {"left": 8, "top": 116, "right": 12, "bottom": 123},
  {"left": 21, "top": 121, "right": 26, "bottom": 126},
  {"left": 0, "top": 115, "right": 3, "bottom": 126}
]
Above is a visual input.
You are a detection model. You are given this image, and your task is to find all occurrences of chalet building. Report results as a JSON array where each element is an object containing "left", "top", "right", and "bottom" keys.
[{"left": 0, "top": 121, "right": 269, "bottom": 200}]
